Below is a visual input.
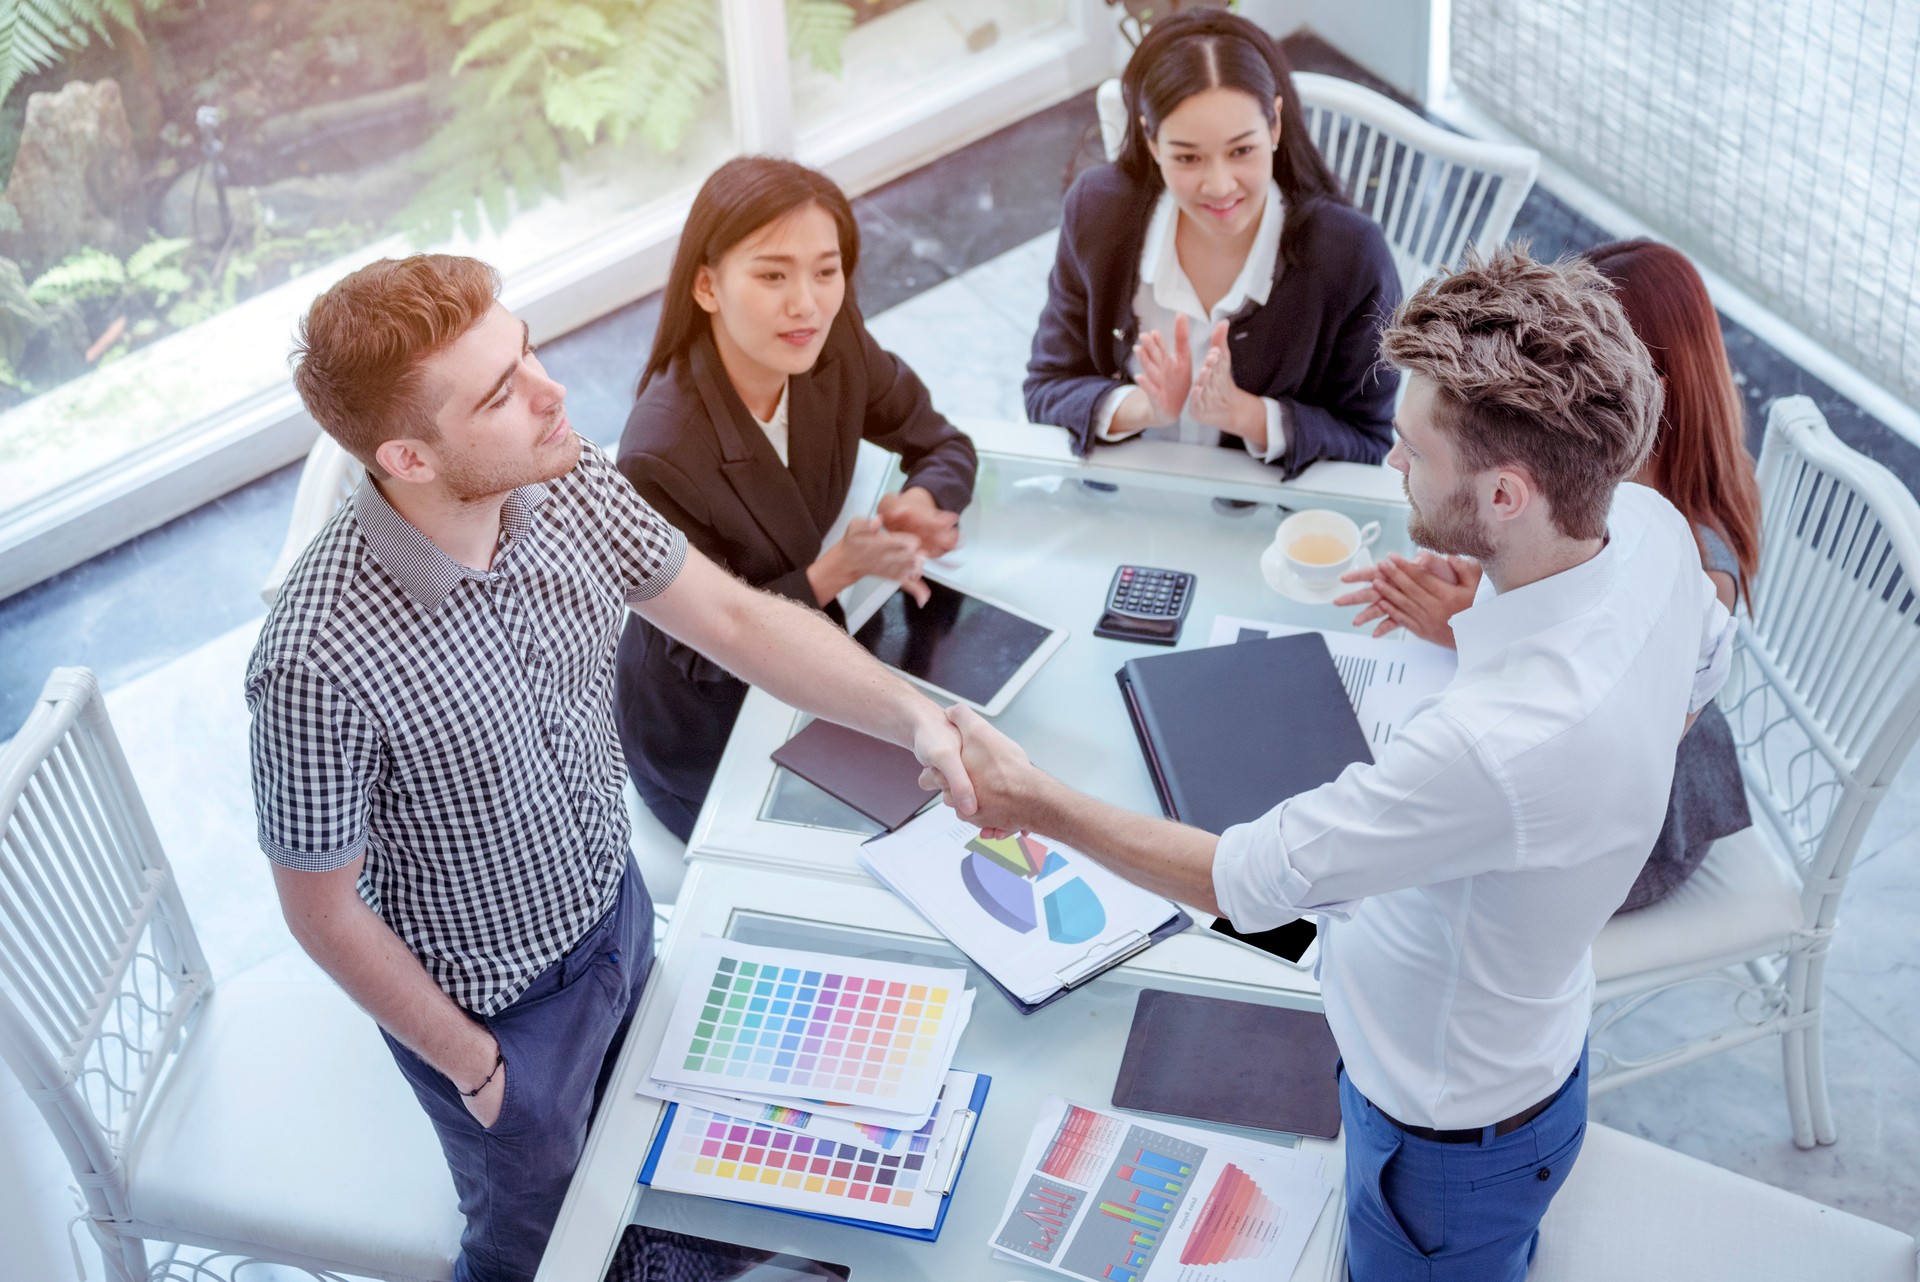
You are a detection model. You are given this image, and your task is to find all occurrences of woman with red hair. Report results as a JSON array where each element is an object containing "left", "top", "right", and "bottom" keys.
[{"left": 1339, "top": 239, "right": 1760, "bottom": 910}]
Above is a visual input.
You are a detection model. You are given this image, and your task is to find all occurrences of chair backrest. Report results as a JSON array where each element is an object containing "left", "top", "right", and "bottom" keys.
[
  {"left": 0, "top": 668, "right": 211, "bottom": 1221},
  {"left": 1721, "top": 396, "right": 1920, "bottom": 926},
  {"left": 1094, "top": 73, "right": 1541, "bottom": 296},
  {"left": 260, "top": 432, "right": 365, "bottom": 606}
]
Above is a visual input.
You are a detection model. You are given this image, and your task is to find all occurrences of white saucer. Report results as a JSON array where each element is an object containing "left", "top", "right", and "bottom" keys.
[{"left": 1260, "top": 543, "right": 1374, "bottom": 605}]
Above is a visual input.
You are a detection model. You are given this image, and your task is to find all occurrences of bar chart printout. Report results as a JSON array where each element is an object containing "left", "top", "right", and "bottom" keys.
[
  {"left": 1058, "top": 1125, "right": 1205, "bottom": 1282},
  {"left": 989, "top": 1098, "right": 1336, "bottom": 1282}
]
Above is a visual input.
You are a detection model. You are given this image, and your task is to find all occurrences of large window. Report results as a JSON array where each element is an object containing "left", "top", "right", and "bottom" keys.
[
  {"left": 1449, "top": 0, "right": 1920, "bottom": 423},
  {"left": 0, "top": 0, "right": 1109, "bottom": 598}
]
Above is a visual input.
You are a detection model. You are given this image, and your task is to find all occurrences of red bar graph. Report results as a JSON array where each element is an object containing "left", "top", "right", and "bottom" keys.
[
  {"left": 1039, "top": 1104, "right": 1125, "bottom": 1187},
  {"left": 1179, "top": 1163, "right": 1283, "bottom": 1265}
]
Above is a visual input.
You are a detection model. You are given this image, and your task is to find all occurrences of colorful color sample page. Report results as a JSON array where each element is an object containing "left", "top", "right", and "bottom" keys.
[
  {"left": 989, "top": 1099, "right": 1335, "bottom": 1282},
  {"left": 646, "top": 1070, "right": 981, "bottom": 1232},
  {"left": 860, "top": 806, "right": 1181, "bottom": 1004},
  {"left": 647, "top": 936, "right": 971, "bottom": 1117}
]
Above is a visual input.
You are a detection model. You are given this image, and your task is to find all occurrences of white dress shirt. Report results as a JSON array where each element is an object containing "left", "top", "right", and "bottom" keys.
[
  {"left": 1095, "top": 181, "right": 1289, "bottom": 462},
  {"left": 1213, "top": 483, "right": 1736, "bottom": 1129},
  {"left": 751, "top": 379, "right": 792, "bottom": 466}
]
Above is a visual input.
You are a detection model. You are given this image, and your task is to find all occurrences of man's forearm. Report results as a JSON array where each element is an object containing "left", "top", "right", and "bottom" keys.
[
  {"left": 1026, "top": 778, "right": 1225, "bottom": 916},
  {"left": 276, "top": 869, "right": 496, "bottom": 1089},
  {"left": 719, "top": 586, "right": 934, "bottom": 749}
]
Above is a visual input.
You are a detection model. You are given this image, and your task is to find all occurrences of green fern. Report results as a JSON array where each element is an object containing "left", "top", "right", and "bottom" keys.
[
  {"left": 27, "top": 246, "right": 125, "bottom": 305},
  {"left": 404, "top": 0, "right": 856, "bottom": 245},
  {"left": 0, "top": 0, "right": 165, "bottom": 105},
  {"left": 788, "top": 0, "right": 856, "bottom": 75}
]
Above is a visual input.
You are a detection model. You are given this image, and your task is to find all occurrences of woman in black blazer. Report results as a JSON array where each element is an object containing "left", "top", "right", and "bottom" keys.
[
  {"left": 1026, "top": 11, "right": 1400, "bottom": 478},
  {"left": 615, "top": 157, "right": 977, "bottom": 840}
]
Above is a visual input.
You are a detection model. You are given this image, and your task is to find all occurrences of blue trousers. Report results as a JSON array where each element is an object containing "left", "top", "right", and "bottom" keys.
[
  {"left": 385, "top": 860, "right": 655, "bottom": 1282},
  {"left": 1340, "top": 1047, "right": 1588, "bottom": 1281}
]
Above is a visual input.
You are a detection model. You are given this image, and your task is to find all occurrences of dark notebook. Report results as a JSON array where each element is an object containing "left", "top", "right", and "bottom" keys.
[
  {"left": 771, "top": 719, "right": 938, "bottom": 831},
  {"left": 1112, "top": 989, "right": 1342, "bottom": 1139},
  {"left": 1116, "top": 632, "right": 1373, "bottom": 833}
]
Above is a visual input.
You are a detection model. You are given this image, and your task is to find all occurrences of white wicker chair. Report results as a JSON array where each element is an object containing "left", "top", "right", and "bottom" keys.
[
  {"left": 1589, "top": 396, "right": 1920, "bottom": 1148},
  {"left": 259, "top": 432, "right": 363, "bottom": 607},
  {"left": 0, "top": 668, "right": 462, "bottom": 1281},
  {"left": 1094, "top": 72, "right": 1540, "bottom": 292}
]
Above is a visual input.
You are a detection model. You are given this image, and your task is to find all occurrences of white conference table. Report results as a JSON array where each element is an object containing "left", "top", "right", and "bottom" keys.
[{"left": 534, "top": 420, "right": 1412, "bottom": 1282}]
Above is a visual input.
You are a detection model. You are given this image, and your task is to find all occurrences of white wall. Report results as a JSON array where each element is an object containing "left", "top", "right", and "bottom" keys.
[
  {"left": 1, "top": 1067, "right": 93, "bottom": 1282},
  {"left": 1241, "top": 0, "right": 1442, "bottom": 102}
]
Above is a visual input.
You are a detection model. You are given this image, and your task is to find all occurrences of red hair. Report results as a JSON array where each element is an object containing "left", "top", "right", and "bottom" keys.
[{"left": 1587, "top": 240, "right": 1761, "bottom": 606}]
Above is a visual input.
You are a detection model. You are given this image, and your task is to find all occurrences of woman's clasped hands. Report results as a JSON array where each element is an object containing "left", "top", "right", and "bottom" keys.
[
  {"left": 808, "top": 485, "right": 958, "bottom": 608},
  {"left": 1122, "top": 317, "right": 1269, "bottom": 448}
]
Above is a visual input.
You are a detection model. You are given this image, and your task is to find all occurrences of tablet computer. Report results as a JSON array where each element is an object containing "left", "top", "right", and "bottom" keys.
[{"left": 845, "top": 573, "right": 1067, "bottom": 716}]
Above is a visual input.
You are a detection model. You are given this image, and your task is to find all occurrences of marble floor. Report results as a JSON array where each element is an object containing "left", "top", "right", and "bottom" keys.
[{"left": 4, "top": 36, "right": 1920, "bottom": 1279}]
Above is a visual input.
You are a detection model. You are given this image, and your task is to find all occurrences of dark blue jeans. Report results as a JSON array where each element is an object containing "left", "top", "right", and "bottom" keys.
[
  {"left": 384, "top": 860, "right": 655, "bottom": 1282},
  {"left": 1340, "top": 1046, "right": 1588, "bottom": 1281}
]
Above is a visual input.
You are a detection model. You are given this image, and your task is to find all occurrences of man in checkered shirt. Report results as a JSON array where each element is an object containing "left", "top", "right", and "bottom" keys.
[{"left": 246, "top": 255, "right": 976, "bottom": 1282}]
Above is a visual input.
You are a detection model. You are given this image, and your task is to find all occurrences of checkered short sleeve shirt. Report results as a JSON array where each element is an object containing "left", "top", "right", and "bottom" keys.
[{"left": 245, "top": 439, "right": 687, "bottom": 1016}]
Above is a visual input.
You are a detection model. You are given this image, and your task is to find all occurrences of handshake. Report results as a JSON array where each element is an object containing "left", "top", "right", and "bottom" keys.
[{"left": 915, "top": 704, "right": 1052, "bottom": 841}]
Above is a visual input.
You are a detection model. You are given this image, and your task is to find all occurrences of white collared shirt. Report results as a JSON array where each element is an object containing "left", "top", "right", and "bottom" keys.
[
  {"left": 1212, "top": 483, "right": 1736, "bottom": 1128},
  {"left": 1095, "top": 180, "right": 1288, "bottom": 461},
  {"left": 751, "top": 378, "right": 792, "bottom": 466}
]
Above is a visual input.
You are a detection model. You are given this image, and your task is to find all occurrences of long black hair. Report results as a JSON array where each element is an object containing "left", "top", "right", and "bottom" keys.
[
  {"left": 639, "top": 156, "right": 860, "bottom": 395},
  {"left": 1115, "top": 11, "right": 1344, "bottom": 266}
]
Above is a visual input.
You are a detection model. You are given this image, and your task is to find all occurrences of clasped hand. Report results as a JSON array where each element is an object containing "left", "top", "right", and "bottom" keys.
[
  {"left": 1333, "top": 551, "right": 1481, "bottom": 645},
  {"left": 918, "top": 704, "right": 1048, "bottom": 839},
  {"left": 1132, "top": 317, "right": 1265, "bottom": 445},
  {"left": 816, "top": 487, "right": 957, "bottom": 607}
]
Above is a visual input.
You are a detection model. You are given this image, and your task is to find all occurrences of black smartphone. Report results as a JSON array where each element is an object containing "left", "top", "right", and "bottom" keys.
[
  {"left": 602, "top": 1225, "right": 851, "bottom": 1281},
  {"left": 1205, "top": 915, "right": 1318, "bottom": 967}
]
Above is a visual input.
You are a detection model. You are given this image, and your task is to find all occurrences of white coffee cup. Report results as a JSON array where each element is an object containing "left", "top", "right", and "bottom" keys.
[{"left": 1272, "top": 509, "right": 1382, "bottom": 587}]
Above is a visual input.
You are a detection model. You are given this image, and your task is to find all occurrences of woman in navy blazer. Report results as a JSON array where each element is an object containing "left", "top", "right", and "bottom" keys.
[
  {"left": 615, "top": 158, "right": 977, "bottom": 840},
  {"left": 1026, "top": 11, "right": 1400, "bottom": 478}
]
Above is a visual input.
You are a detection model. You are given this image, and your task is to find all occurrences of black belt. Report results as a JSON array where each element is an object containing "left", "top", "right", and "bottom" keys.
[{"left": 1373, "top": 1063, "right": 1578, "bottom": 1145}]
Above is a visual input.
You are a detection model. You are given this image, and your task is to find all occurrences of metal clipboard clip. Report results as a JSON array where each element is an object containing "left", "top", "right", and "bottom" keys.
[
  {"left": 1052, "top": 929, "right": 1151, "bottom": 990},
  {"left": 923, "top": 1106, "right": 978, "bottom": 1197}
]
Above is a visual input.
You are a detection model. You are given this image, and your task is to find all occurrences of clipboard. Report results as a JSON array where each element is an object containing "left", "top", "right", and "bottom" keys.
[
  {"left": 637, "top": 1073, "right": 991, "bottom": 1243},
  {"left": 978, "top": 909, "right": 1194, "bottom": 1015}
]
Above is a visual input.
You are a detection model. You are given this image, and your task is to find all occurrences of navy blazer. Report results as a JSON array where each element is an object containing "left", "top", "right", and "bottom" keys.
[
  {"left": 613, "top": 308, "right": 976, "bottom": 819},
  {"left": 1025, "top": 164, "right": 1401, "bottom": 479}
]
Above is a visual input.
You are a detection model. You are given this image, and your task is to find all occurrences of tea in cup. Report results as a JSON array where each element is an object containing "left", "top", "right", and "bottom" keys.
[{"left": 1273, "top": 509, "right": 1381, "bottom": 587}]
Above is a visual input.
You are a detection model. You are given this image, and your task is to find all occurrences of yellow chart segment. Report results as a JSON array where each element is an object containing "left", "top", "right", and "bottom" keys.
[{"left": 967, "top": 833, "right": 1046, "bottom": 877}]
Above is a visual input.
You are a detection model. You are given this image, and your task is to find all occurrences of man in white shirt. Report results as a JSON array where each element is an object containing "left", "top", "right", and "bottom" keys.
[{"left": 931, "top": 247, "right": 1734, "bottom": 1281}]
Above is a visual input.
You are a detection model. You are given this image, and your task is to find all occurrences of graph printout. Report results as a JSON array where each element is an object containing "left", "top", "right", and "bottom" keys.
[
  {"left": 1208, "top": 616, "right": 1457, "bottom": 748},
  {"left": 648, "top": 1070, "right": 978, "bottom": 1231},
  {"left": 991, "top": 1099, "right": 1335, "bottom": 1282},
  {"left": 861, "top": 806, "right": 1181, "bottom": 1004},
  {"left": 648, "top": 936, "right": 970, "bottom": 1118}
]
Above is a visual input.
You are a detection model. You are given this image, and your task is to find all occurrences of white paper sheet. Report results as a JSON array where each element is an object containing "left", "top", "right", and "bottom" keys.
[
  {"left": 989, "top": 1098, "right": 1336, "bottom": 1282},
  {"left": 860, "top": 807, "right": 1182, "bottom": 1004},
  {"left": 645, "top": 936, "right": 972, "bottom": 1121},
  {"left": 1208, "top": 616, "right": 1458, "bottom": 748},
  {"left": 646, "top": 1070, "right": 979, "bottom": 1231}
]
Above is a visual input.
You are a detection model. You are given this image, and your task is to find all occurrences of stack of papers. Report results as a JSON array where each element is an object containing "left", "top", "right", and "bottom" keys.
[
  {"left": 639, "top": 937, "right": 984, "bottom": 1234},
  {"left": 860, "top": 806, "right": 1187, "bottom": 1009},
  {"left": 990, "top": 1098, "right": 1338, "bottom": 1282}
]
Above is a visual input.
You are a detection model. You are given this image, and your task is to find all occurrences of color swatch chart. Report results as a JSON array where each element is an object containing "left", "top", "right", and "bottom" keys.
[
  {"left": 649, "top": 937, "right": 970, "bottom": 1114},
  {"left": 645, "top": 1071, "right": 979, "bottom": 1232}
]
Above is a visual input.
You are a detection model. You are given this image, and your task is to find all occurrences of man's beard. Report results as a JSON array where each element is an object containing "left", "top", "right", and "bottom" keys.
[
  {"left": 441, "top": 424, "right": 580, "bottom": 504},
  {"left": 1406, "top": 475, "right": 1496, "bottom": 561}
]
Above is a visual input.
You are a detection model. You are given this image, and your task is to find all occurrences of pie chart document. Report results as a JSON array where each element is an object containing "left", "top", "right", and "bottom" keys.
[{"left": 861, "top": 805, "right": 1185, "bottom": 1005}]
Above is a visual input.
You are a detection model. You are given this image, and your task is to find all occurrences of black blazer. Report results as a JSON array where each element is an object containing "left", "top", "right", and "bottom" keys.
[
  {"left": 613, "top": 308, "right": 977, "bottom": 810},
  {"left": 1025, "top": 164, "right": 1401, "bottom": 479}
]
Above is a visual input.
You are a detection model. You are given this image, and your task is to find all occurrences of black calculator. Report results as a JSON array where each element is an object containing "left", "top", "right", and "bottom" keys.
[{"left": 1094, "top": 565, "right": 1196, "bottom": 645}]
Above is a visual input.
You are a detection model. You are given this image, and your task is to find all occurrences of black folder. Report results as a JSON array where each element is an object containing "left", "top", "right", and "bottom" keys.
[
  {"left": 1112, "top": 989, "right": 1342, "bottom": 1138},
  {"left": 1116, "top": 632, "right": 1373, "bottom": 833}
]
